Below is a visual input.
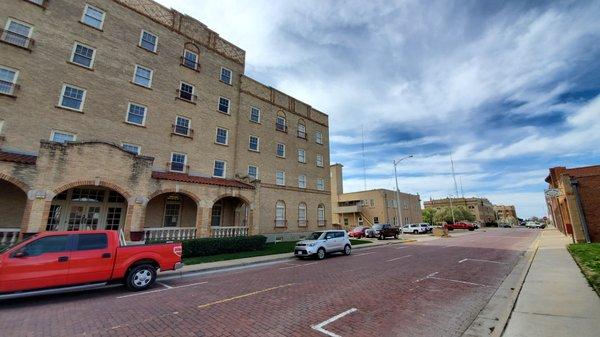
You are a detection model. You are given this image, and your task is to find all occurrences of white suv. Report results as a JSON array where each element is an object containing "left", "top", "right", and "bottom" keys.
[
  {"left": 294, "top": 230, "right": 352, "bottom": 260},
  {"left": 402, "top": 223, "right": 428, "bottom": 234}
]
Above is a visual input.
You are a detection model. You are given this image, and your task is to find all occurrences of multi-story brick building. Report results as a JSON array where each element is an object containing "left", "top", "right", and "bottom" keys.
[
  {"left": 423, "top": 197, "right": 496, "bottom": 225},
  {"left": 494, "top": 205, "right": 517, "bottom": 222},
  {"left": 330, "top": 164, "right": 422, "bottom": 229},
  {"left": 0, "top": 0, "right": 332, "bottom": 243}
]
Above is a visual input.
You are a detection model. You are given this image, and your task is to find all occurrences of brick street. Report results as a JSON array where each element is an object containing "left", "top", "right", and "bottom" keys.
[{"left": 0, "top": 229, "right": 538, "bottom": 337}]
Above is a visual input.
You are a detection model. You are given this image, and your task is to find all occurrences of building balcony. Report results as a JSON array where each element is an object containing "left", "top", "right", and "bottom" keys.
[
  {"left": 334, "top": 205, "right": 363, "bottom": 214},
  {"left": 211, "top": 226, "right": 249, "bottom": 238},
  {"left": 0, "top": 228, "right": 20, "bottom": 246},
  {"left": 143, "top": 227, "right": 197, "bottom": 241}
]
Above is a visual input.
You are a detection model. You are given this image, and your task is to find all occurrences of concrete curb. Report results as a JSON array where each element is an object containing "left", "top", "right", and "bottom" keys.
[
  {"left": 158, "top": 239, "right": 415, "bottom": 281},
  {"left": 462, "top": 232, "right": 541, "bottom": 337}
]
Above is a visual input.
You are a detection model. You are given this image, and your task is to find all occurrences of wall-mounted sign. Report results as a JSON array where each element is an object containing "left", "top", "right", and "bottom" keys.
[{"left": 544, "top": 188, "right": 560, "bottom": 198}]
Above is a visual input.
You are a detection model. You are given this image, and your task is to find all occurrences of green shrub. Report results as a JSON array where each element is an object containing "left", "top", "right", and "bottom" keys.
[{"left": 181, "top": 235, "right": 267, "bottom": 258}]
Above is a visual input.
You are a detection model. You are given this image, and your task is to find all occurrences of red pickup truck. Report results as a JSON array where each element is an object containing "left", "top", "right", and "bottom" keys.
[
  {"left": 444, "top": 221, "right": 477, "bottom": 231},
  {"left": 0, "top": 230, "right": 182, "bottom": 299}
]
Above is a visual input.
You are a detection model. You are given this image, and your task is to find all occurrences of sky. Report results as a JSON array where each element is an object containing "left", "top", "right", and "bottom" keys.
[{"left": 155, "top": 0, "right": 600, "bottom": 218}]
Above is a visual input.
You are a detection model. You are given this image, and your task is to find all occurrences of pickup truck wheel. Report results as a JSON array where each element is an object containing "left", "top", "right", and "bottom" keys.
[
  {"left": 343, "top": 244, "right": 351, "bottom": 256},
  {"left": 393, "top": 233, "right": 398, "bottom": 239},
  {"left": 126, "top": 264, "right": 157, "bottom": 291},
  {"left": 317, "top": 248, "right": 326, "bottom": 260},
  {"left": 379, "top": 234, "right": 384, "bottom": 240},
  {"left": 413, "top": 230, "right": 418, "bottom": 234}
]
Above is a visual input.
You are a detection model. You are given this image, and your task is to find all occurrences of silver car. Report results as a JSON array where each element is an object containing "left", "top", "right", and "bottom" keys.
[{"left": 294, "top": 230, "right": 352, "bottom": 260}]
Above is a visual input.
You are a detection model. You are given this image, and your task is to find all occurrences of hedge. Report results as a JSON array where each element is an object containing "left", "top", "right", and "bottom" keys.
[{"left": 180, "top": 235, "right": 267, "bottom": 258}]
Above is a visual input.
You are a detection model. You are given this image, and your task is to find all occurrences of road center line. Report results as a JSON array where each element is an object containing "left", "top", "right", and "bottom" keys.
[
  {"left": 197, "top": 283, "right": 294, "bottom": 309},
  {"left": 458, "top": 258, "right": 507, "bottom": 264},
  {"left": 117, "top": 281, "right": 207, "bottom": 299},
  {"left": 311, "top": 308, "right": 358, "bottom": 337},
  {"left": 279, "top": 262, "right": 319, "bottom": 270},
  {"left": 385, "top": 255, "right": 412, "bottom": 262}
]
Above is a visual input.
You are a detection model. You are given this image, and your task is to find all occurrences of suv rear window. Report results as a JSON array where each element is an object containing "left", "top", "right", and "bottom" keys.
[{"left": 76, "top": 234, "right": 108, "bottom": 250}]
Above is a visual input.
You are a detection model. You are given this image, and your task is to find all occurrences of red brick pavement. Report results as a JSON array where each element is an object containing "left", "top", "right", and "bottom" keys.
[{"left": 0, "top": 229, "right": 538, "bottom": 337}]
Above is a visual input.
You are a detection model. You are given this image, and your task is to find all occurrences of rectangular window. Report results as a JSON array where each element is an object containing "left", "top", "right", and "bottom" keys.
[
  {"left": 297, "top": 124, "right": 306, "bottom": 139},
  {"left": 2, "top": 19, "right": 33, "bottom": 49},
  {"left": 125, "top": 103, "right": 146, "bottom": 126},
  {"left": 316, "top": 154, "right": 324, "bottom": 167},
  {"left": 139, "top": 30, "right": 157, "bottom": 52},
  {"left": 81, "top": 4, "right": 105, "bottom": 30},
  {"left": 122, "top": 143, "right": 140, "bottom": 155},
  {"left": 276, "top": 171, "right": 285, "bottom": 186},
  {"left": 70, "top": 42, "right": 96, "bottom": 68},
  {"left": 276, "top": 116, "right": 287, "bottom": 132},
  {"left": 250, "top": 107, "right": 260, "bottom": 123},
  {"left": 220, "top": 67, "right": 232, "bottom": 84},
  {"left": 249, "top": 135, "right": 260, "bottom": 151},
  {"left": 170, "top": 153, "right": 186, "bottom": 172},
  {"left": 213, "top": 160, "right": 226, "bottom": 177},
  {"left": 218, "top": 97, "right": 230, "bottom": 113},
  {"left": 164, "top": 202, "right": 180, "bottom": 227},
  {"left": 215, "top": 128, "right": 228, "bottom": 145},
  {"left": 298, "top": 149, "right": 306, "bottom": 163},
  {"left": 51, "top": 130, "right": 76, "bottom": 143},
  {"left": 316, "top": 178, "right": 325, "bottom": 190},
  {"left": 76, "top": 234, "right": 108, "bottom": 250},
  {"left": 182, "top": 50, "right": 198, "bottom": 70},
  {"left": 0, "top": 66, "right": 18, "bottom": 96},
  {"left": 133, "top": 65, "right": 153, "bottom": 87},
  {"left": 315, "top": 131, "right": 323, "bottom": 144},
  {"left": 174, "top": 116, "right": 191, "bottom": 136},
  {"left": 276, "top": 143, "right": 285, "bottom": 158},
  {"left": 59, "top": 84, "right": 86, "bottom": 111},
  {"left": 178, "top": 82, "right": 195, "bottom": 101},
  {"left": 248, "top": 165, "right": 258, "bottom": 180},
  {"left": 298, "top": 175, "right": 307, "bottom": 189}
]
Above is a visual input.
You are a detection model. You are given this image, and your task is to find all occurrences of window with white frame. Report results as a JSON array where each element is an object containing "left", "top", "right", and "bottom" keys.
[
  {"left": 51, "top": 130, "right": 76, "bottom": 143},
  {"left": 0, "top": 66, "right": 18, "bottom": 96},
  {"left": 297, "top": 122, "right": 306, "bottom": 139},
  {"left": 70, "top": 42, "right": 96, "bottom": 68},
  {"left": 276, "top": 171, "right": 285, "bottom": 186},
  {"left": 2, "top": 19, "right": 33, "bottom": 49},
  {"left": 315, "top": 131, "right": 323, "bottom": 144},
  {"left": 298, "top": 203, "right": 307, "bottom": 226},
  {"left": 316, "top": 178, "right": 325, "bottom": 191},
  {"left": 133, "top": 65, "right": 153, "bottom": 87},
  {"left": 174, "top": 116, "right": 190, "bottom": 136},
  {"left": 182, "top": 49, "right": 198, "bottom": 70},
  {"left": 298, "top": 149, "right": 306, "bottom": 163},
  {"left": 248, "top": 135, "right": 259, "bottom": 151},
  {"left": 317, "top": 204, "right": 326, "bottom": 225},
  {"left": 125, "top": 103, "right": 146, "bottom": 126},
  {"left": 220, "top": 67, "right": 232, "bottom": 84},
  {"left": 250, "top": 107, "right": 260, "bottom": 123},
  {"left": 170, "top": 152, "right": 186, "bottom": 172},
  {"left": 275, "top": 201, "right": 286, "bottom": 227},
  {"left": 276, "top": 143, "right": 285, "bottom": 158},
  {"left": 122, "top": 143, "right": 140, "bottom": 155},
  {"left": 139, "top": 30, "right": 157, "bottom": 52},
  {"left": 215, "top": 128, "right": 228, "bottom": 145},
  {"left": 248, "top": 165, "right": 258, "bottom": 180},
  {"left": 178, "top": 82, "right": 195, "bottom": 101},
  {"left": 316, "top": 154, "right": 324, "bottom": 167},
  {"left": 59, "top": 84, "right": 86, "bottom": 111},
  {"left": 213, "top": 160, "right": 226, "bottom": 177},
  {"left": 218, "top": 97, "right": 230, "bottom": 113},
  {"left": 276, "top": 115, "right": 286, "bottom": 132},
  {"left": 81, "top": 4, "right": 105, "bottom": 30},
  {"left": 298, "top": 175, "right": 307, "bottom": 189}
]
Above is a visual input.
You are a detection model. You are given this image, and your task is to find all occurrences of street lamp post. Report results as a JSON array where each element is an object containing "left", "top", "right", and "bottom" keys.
[{"left": 393, "top": 155, "right": 413, "bottom": 232}]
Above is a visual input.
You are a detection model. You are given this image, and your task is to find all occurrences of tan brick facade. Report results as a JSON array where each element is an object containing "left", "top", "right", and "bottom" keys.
[{"left": 0, "top": 0, "right": 332, "bottom": 241}]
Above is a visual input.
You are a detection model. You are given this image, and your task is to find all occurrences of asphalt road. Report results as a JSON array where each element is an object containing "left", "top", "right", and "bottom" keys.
[{"left": 0, "top": 228, "right": 538, "bottom": 337}]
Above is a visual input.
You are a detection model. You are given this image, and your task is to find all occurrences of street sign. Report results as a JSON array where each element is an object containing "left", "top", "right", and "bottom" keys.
[{"left": 544, "top": 188, "right": 560, "bottom": 198}]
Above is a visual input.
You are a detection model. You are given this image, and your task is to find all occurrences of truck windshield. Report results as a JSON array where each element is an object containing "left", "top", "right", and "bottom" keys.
[{"left": 306, "top": 232, "right": 324, "bottom": 240}]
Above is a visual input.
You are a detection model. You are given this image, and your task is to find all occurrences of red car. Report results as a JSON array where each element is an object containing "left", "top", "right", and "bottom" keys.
[
  {"left": 348, "top": 226, "right": 369, "bottom": 238},
  {"left": 0, "top": 230, "right": 182, "bottom": 299},
  {"left": 444, "top": 221, "right": 476, "bottom": 231}
]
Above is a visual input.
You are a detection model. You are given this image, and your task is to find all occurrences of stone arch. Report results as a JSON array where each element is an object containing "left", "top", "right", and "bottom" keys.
[
  {"left": 0, "top": 172, "right": 30, "bottom": 194},
  {"left": 53, "top": 179, "right": 132, "bottom": 200},
  {"left": 210, "top": 193, "right": 251, "bottom": 206},
  {"left": 211, "top": 195, "right": 251, "bottom": 228},
  {"left": 144, "top": 191, "right": 198, "bottom": 229},
  {"left": 0, "top": 174, "right": 29, "bottom": 237},
  {"left": 148, "top": 188, "right": 200, "bottom": 204}
]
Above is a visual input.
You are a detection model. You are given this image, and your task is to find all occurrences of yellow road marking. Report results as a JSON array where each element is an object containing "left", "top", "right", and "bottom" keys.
[{"left": 198, "top": 283, "right": 294, "bottom": 309}]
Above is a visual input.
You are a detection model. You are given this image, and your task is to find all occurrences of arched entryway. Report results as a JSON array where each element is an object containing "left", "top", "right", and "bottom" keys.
[
  {"left": 46, "top": 185, "right": 128, "bottom": 232},
  {"left": 143, "top": 192, "right": 198, "bottom": 240},
  {"left": 0, "top": 178, "right": 27, "bottom": 245},
  {"left": 211, "top": 196, "right": 250, "bottom": 237}
]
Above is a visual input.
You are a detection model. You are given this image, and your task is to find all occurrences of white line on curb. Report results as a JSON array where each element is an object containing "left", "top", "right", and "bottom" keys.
[
  {"left": 385, "top": 255, "right": 412, "bottom": 262},
  {"left": 311, "top": 308, "right": 358, "bottom": 337},
  {"left": 116, "top": 281, "right": 208, "bottom": 299}
]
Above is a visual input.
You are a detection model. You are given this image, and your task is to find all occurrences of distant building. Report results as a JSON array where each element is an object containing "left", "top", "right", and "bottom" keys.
[
  {"left": 424, "top": 197, "right": 496, "bottom": 224},
  {"left": 494, "top": 205, "right": 518, "bottom": 221},
  {"left": 545, "top": 165, "right": 600, "bottom": 243},
  {"left": 330, "top": 164, "right": 422, "bottom": 229}
]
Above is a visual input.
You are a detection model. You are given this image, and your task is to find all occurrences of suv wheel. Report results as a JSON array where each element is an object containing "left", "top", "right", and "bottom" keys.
[
  {"left": 317, "top": 248, "right": 326, "bottom": 260},
  {"left": 413, "top": 230, "right": 418, "bottom": 234},
  {"left": 343, "top": 244, "right": 351, "bottom": 255},
  {"left": 126, "top": 264, "right": 157, "bottom": 291}
]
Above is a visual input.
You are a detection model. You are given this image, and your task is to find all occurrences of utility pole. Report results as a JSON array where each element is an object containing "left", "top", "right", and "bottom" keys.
[
  {"left": 449, "top": 195, "right": 456, "bottom": 224},
  {"left": 450, "top": 155, "right": 460, "bottom": 198},
  {"left": 393, "top": 155, "right": 413, "bottom": 230},
  {"left": 361, "top": 125, "right": 367, "bottom": 190}
]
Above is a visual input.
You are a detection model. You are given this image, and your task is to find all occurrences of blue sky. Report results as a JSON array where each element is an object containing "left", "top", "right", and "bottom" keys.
[{"left": 156, "top": 0, "right": 600, "bottom": 218}]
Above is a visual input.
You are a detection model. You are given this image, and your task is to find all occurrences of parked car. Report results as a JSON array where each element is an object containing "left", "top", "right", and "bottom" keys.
[
  {"left": 371, "top": 224, "right": 400, "bottom": 240},
  {"left": 444, "top": 221, "right": 477, "bottom": 231},
  {"left": 526, "top": 222, "right": 545, "bottom": 229},
  {"left": 294, "top": 230, "right": 352, "bottom": 260},
  {"left": 419, "top": 223, "right": 433, "bottom": 233},
  {"left": 0, "top": 230, "right": 183, "bottom": 299},
  {"left": 402, "top": 224, "right": 428, "bottom": 234},
  {"left": 348, "top": 226, "right": 369, "bottom": 238}
]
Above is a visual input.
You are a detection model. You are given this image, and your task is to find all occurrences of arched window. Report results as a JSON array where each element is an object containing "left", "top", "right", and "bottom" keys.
[
  {"left": 298, "top": 202, "right": 307, "bottom": 227},
  {"left": 297, "top": 119, "right": 306, "bottom": 139},
  {"left": 182, "top": 42, "right": 200, "bottom": 70},
  {"left": 275, "top": 200, "right": 286, "bottom": 227},
  {"left": 276, "top": 111, "right": 287, "bottom": 132},
  {"left": 317, "top": 204, "right": 326, "bottom": 226}
]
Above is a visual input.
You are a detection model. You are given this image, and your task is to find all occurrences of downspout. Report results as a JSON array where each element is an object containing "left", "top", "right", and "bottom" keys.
[{"left": 570, "top": 178, "right": 591, "bottom": 243}]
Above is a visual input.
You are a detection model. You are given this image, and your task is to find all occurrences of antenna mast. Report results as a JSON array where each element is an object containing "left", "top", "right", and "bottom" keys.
[
  {"left": 362, "top": 125, "right": 367, "bottom": 190},
  {"left": 451, "top": 154, "right": 460, "bottom": 198}
]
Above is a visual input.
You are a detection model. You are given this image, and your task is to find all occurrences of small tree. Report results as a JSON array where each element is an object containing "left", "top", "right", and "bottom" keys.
[
  {"left": 433, "top": 206, "right": 475, "bottom": 224},
  {"left": 423, "top": 208, "right": 436, "bottom": 225}
]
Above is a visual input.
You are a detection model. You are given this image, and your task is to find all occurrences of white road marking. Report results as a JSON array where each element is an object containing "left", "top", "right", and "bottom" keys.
[
  {"left": 458, "top": 258, "right": 507, "bottom": 264},
  {"left": 414, "top": 272, "right": 438, "bottom": 283},
  {"left": 428, "top": 276, "right": 488, "bottom": 287},
  {"left": 395, "top": 246, "right": 409, "bottom": 250},
  {"left": 385, "top": 255, "right": 412, "bottom": 262},
  {"left": 279, "top": 262, "right": 319, "bottom": 270},
  {"left": 116, "top": 281, "right": 207, "bottom": 299},
  {"left": 157, "top": 282, "right": 173, "bottom": 289},
  {"left": 311, "top": 308, "right": 358, "bottom": 337},
  {"left": 354, "top": 251, "right": 375, "bottom": 256}
]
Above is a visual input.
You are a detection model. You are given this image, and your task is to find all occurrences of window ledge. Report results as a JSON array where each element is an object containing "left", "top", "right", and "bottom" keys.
[
  {"left": 249, "top": 120, "right": 261, "bottom": 124},
  {"left": 0, "top": 39, "right": 33, "bottom": 52},
  {"left": 55, "top": 105, "right": 84, "bottom": 113},
  {"left": 171, "top": 132, "right": 193, "bottom": 139},
  {"left": 78, "top": 21, "right": 103, "bottom": 32},
  {"left": 220, "top": 80, "right": 233, "bottom": 86},
  {"left": 248, "top": 149, "right": 260, "bottom": 153},
  {"left": 66, "top": 60, "right": 94, "bottom": 71},
  {"left": 137, "top": 44, "right": 158, "bottom": 54},
  {"left": 123, "top": 121, "right": 146, "bottom": 128},
  {"left": 0, "top": 92, "right": 17, "bottom": 99},
  {"left": 214, "top": 142, "right": 229, "bottom": 147},
  {"left": 175, "top": 96, "right": 196, "bottom": 105},
  {"left": 129, "top": 81, "right": 153, "bottom": 90},
  {"left": 276, "top": 155, "right": 286, "bottom": 159},
  {"left": 217, "top": 109, "right": 231, "bottom": 115}
]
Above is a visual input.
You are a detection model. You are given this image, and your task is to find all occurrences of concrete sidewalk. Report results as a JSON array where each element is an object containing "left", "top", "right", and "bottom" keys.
[{"left": 503, "top": 228, "right": 600, "bottom": 337}]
